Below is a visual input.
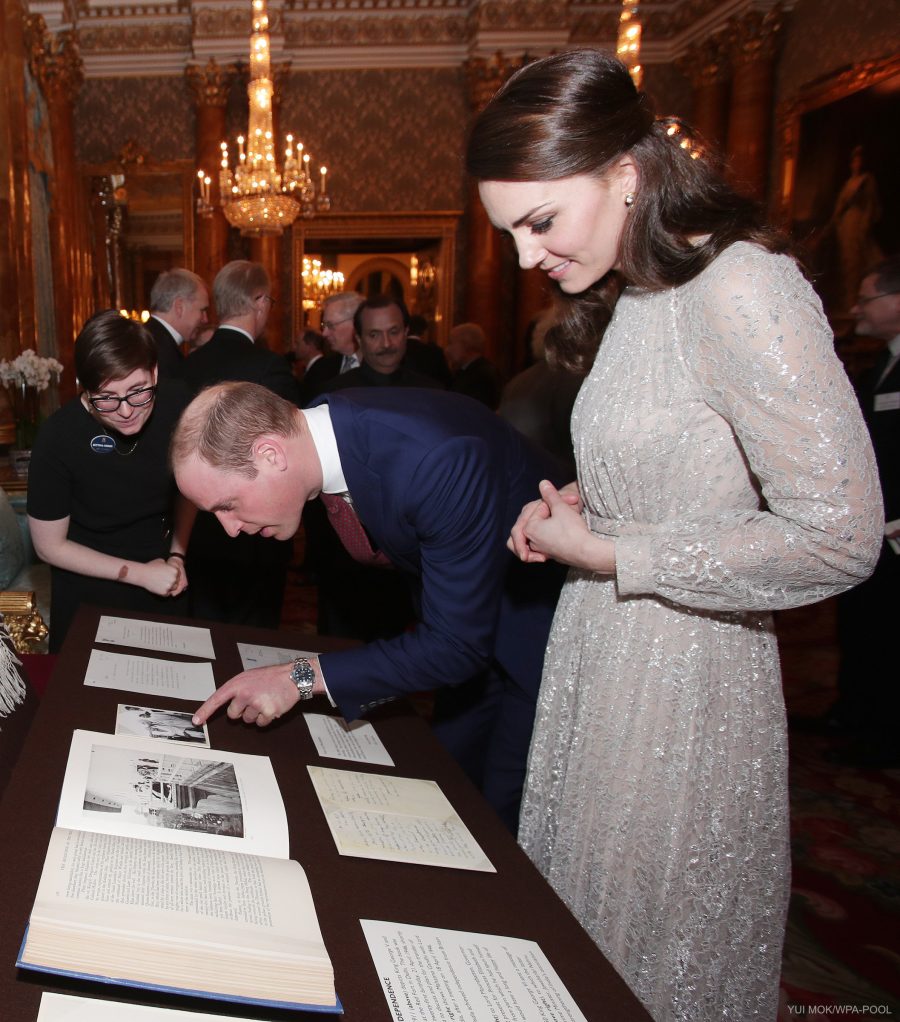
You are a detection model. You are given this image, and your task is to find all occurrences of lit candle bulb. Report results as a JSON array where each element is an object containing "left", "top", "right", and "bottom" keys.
[{"left": 320, "top": 166, "right": 327, "bottom": 195}]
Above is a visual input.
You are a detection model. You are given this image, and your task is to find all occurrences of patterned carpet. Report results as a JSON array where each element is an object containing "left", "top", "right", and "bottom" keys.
[
  {"left": 776, "top": 602, "right": 900, "bottom": 1019},
  {"left": 282, "top": 558, "right": 900, "bottom": 1017}
]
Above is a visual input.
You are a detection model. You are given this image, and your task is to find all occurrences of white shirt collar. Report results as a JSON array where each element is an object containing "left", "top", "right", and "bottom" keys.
[
  {"left": 150, "top": 314, "right": 182, "bottom": 344},
  {"left": 888, "top": 334, "right": 900, "bottom": 358},
  {"left": 300, "top": 404, "right": 347, "bottom": 494}
]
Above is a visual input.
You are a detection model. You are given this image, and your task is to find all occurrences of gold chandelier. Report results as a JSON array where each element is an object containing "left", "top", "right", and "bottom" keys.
[
  {"left": 301, "top": 258, "right": 344, "bottom": 311},
  {"left": 617, "top": 1, "right": 643, "bottom": 88},
  {"left": 217, "top": 0, "right": 331, "bottom": 236}
]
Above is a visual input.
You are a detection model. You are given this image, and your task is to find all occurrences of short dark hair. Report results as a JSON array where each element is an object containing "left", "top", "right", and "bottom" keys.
[
  {"left": 74, "top": 310, "right": 158, "bottom": 392},
  {"left": 353, "top": 293, "right": 409, "bottom": 337},
  {"left": 466, "top": 50, "right": 786, "bottom": 372},
  {"left": 297, "top": 329, "right": 328, "bottom": 355},
  {"left": 867, "top": 255, "right": 900, "bottom": 296}
]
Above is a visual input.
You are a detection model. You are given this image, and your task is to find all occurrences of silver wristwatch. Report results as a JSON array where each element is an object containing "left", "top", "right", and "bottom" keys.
[{"left": 289, "top": 656, "right": 316, "bottom": 700}]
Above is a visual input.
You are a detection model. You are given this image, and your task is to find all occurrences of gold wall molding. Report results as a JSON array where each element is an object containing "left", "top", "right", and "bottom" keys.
[
  {"left": 776, "top": 50, "right": 900, "bottom": 223},
  {"left": 24, "top": 15, "right": 84, "bottom": 104},
  {"left": 185, "top": 57, "right": 235, "bottom": 107},
  {"left": 285, "top": 12, "right": 467, "bottom": 46},
  {"left": 471, "top": 0, "right": 568, "bottom": 32},
  {"left": 77, "top": 23, "right": 191, "bottom": 53},
  {"left": 726, "top": 4, "right": 785, "bottom": 68}
]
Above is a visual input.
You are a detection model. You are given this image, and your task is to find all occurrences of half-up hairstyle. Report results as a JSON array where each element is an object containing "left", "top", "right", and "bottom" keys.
[{"left": 466, "top": 50, "right": 787, "bottom": 372}]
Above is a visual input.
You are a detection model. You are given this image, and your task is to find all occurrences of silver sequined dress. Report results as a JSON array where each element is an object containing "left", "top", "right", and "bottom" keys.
[{"left": 518, "top": 244, "right": 883, "bottom": 1022}]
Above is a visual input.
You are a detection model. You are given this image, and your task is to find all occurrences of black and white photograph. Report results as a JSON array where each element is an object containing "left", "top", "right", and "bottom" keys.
[
  {"left": 83, "top": 744, "right": 245, "bottom": 838},
  {"left": 115, "top": 704, "right": 210, "bottom": 746}
]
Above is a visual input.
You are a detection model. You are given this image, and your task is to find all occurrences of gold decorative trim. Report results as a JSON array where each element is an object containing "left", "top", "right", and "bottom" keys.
[
  {"left": 24, "top": 14, "right": 84, "bottom": 104},
  {"left": 185, "top": 58, "right": 235, "bottom": 107},
  {"left": 0, "top": 594, "right": 48, "bottom": 653},
  {"left": 77, "top": 24, "right": 191, "bottom": 53},
  {"left": 292, "top": 211, "right": 460, "bottom": 346},
  {"left": 284, "top": 13, "right": 467, "bottom": 46},
  {"left": 776, "top": 51, "right": 900, "bottom": 223}
]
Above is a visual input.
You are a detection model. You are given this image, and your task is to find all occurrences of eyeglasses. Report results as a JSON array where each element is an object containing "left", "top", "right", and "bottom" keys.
[
  {"left": 88, "top": 385, "right": 157, "bottom": 413},
  {"left": 855, "top": 291, "right": 899, "bottom": 307},
  {"left": 321, "top": 316, "right": 353, "bottom": 331},
  {"left": 257, "top": 294, "right": 276, "bottom": 306}
]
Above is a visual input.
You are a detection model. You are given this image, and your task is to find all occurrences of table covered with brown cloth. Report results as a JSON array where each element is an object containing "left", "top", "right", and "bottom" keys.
[{"left": 0, "top": 604, "right": 651, "bottom": 1021}]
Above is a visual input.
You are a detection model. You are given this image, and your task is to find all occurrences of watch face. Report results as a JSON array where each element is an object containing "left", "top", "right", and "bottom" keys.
[{"left": 291, "top": 658, "right": 315, "bottom": 697}]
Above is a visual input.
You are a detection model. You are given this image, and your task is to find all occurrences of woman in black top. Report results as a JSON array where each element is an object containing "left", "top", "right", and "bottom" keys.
[{"left": 27, "top": 311, "right": 193, "bottom": 651}]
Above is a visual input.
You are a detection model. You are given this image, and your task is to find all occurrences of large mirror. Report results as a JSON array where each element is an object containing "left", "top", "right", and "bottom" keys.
[
  {"left": 81, "top": 158, "right": 196, "bottom": 315},
  {"left": 292, "top": 213, "right": 459, "bottom": 346}
]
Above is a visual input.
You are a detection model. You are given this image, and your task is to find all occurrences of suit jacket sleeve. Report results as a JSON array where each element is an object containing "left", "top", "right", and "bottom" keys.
[
  {"left": 319, "top": 436, "right": 511, "bottom": 720},
  {"left": 262, "top": 352, "right": 301, "bottom": 404}
]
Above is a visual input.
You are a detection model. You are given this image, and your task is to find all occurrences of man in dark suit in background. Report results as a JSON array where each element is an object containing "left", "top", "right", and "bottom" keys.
[
  {"left": 832, "top": 256, "right": 900, "bottom": 768},
  {"left": 446, "top": 322, "right": 503, "bottom": 410},
  {"left": 146, "top": 269, "right": 210, "bottom": 380},
  {"left": 182, "top": 261, "right": 297, "bottom": 401},
  {"left": 181, "top": 261, "right": 298, "bottom": 626},
  {"left": 174, "top": 382, "right": 566, "bottom": 831}
]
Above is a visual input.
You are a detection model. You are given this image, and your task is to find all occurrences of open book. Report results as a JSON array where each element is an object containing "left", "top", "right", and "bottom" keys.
[{"left": 18, "top": 732, "right": 338, "bottom": 1013}]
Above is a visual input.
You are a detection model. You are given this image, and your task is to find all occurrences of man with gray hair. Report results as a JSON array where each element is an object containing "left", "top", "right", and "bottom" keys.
[
  {"left": 147, "top": 268, "right": 210, "bottom": 379},
  {"left": 181, "top": 260, "right": 297, "bottom": 401},
  {"left": 181, "top": 260, "right": 298, "bottom": 626}
]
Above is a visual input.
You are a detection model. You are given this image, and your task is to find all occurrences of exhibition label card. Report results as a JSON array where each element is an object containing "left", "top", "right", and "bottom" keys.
[
  {"left": 237, "top": 641, "right": 317, "bottom": 671},
  {"left": 308, "top": 766, "right": 494, "bottom": 872},
  {"left": 361, "top": 920, "right": 588, "bottom": 1022},
  {"left": 96, "top": 616, "right": 215, "bottom": 659},
  {"left": 304, "top": 712, "right": 394, "bottom": 767},
  {"left": 84, "top": 649, "right": 216, "bottom": 701}
]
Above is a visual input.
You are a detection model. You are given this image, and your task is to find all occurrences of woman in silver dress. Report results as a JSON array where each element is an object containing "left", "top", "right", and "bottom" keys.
[{"left": 467, "top": 51, "right": 882, "bottom": 1021}]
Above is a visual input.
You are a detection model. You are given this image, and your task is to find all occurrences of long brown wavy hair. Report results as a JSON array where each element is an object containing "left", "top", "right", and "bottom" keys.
[{"left": 466, "top": 50, "right": 787, "bottom": 373}]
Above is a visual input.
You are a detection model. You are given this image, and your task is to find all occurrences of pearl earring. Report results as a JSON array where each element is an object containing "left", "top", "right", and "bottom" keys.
[{"left": 624, "top": 193, "right": 635, "bottom": 207}]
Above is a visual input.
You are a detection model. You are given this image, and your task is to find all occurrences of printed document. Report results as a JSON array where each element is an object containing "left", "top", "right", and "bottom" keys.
[
  {"left": 304, "top": 712, "right": 394, "bottom": 766},
  {"left": 84, "top": 649, "right": 215, "bottom": 701},
  {"left": 96, "top": 616, "right": 215, "bottom": 659},
  {"left": 362, "top": 920, "right": 588, "bottom": 1022}
]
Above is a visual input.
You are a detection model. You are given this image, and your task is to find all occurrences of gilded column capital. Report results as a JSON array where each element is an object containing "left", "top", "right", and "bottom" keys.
[
  {"left": 185, "top": 58, "right": 236, "bottom": 109},
  {"left": 465, "top": 52, "right": 531, "bottom": 114},
  {"left": 725, "top": 4, "right": 785, "bottom": 69},
  {"left": 676, "top": 35, "right": 730, "bottom": 90},
  {"left": 24, "top": 14, "right": 83, "bottom": 107}
]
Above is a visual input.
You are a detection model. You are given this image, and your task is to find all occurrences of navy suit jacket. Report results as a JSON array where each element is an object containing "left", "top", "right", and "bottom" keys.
[{"left": 312, "top": 389, "right": 566, "bottom": 723}]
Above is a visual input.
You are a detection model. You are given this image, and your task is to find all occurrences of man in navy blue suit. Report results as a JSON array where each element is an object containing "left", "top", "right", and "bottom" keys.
[{"left": 174, "top": 381, "right": 565, "bottom": 830}]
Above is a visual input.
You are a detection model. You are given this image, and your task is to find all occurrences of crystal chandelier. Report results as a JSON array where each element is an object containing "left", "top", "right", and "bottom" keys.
[
  {"left": 216, "top": 0, "right": 331, "bottom": 236},
  {"left": 301, "top": 258, "right": 344, "bottom": 311},
  {"left": 617, "top": 1, "right": 643, "bottom": 88}
]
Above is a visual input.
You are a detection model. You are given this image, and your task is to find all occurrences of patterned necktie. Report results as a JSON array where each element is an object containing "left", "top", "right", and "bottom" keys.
[
  {"left": 319, "top": 492, "right": 392, "bottom": 568},
  {"left": 340, "top": 353, "right": 360, "bottom": 374}
]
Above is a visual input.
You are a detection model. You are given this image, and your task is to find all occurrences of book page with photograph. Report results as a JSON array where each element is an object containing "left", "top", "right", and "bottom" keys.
[
  {"left": 308, "top": 766, "right": 495, "bottom": 872},
  {"left": 20, "top": 828, "right": 337, "bottom": 1012},
  {"left": 57, "top": 731, "right": 289, "bottom": 859}
]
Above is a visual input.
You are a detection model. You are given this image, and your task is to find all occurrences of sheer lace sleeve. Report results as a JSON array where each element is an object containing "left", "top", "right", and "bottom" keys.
[{"left": 615, "top": 244, "right": 883, "bottom": 610}]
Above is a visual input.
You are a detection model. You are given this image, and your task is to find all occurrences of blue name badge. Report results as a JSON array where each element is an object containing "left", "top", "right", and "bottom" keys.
[{"left": 90, "top": 435, "right": 116, "bottom": 454}]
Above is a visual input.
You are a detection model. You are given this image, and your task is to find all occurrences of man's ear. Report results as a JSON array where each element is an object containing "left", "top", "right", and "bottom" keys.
[{"left": 252, "top": 434, "right": 288, "bottom": 472}]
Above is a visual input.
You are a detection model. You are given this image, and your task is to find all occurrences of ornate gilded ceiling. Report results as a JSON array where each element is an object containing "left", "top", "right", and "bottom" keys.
[{"left": 25, "top": 0, "right": 791, "bottom": 78}]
